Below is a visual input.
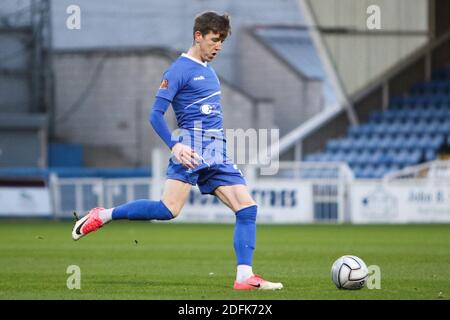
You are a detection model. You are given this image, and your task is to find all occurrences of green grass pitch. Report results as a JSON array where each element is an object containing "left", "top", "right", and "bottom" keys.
[{"left": 0, "top": 220, "right": 449, "bottom": 300}]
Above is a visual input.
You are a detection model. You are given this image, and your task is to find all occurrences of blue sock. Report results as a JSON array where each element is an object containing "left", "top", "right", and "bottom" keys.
[
  {"left": 234, "top": 205, "right": 257, "bottom": 266},
  {"left": 112, "top": 200, "right": 174, "bottom": 220}
]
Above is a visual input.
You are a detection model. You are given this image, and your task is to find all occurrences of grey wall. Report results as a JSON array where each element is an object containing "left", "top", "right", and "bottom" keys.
[
  {"left": 0, "top": 130, "right": 41, "bottom": 166},
  {"left": 51, "top": 0, "right": 304, "bottom": 84},
  {"left": 0, "top": 30, "right": 32, "bottom": 113},
  {"left": 0, "top": 2, "right": 47, "bottom": 167},
  {"left": 0, "top": 113, "right": 47, "bottom": 167},
  {"left": 239, "top": 29, "right": 323, "bottom": 136},
  {"left": 308, "top": 0, "right": 429, "bottom": 96}
]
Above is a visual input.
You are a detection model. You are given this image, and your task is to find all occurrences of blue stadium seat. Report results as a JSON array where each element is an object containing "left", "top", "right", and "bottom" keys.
[
  {"left": 425, "top": 149, "right": 437, "bottom": 162},
  {"left": 437, "top": 94, "right": 450, "bottom": 108},
  {"left": 372, "top": 165, "right": 384, "bottom": 178},
  {"left": 378, "top": 136, "right": 392, "bottom": 150},
  {"left": 329, "top": 151, "right": 344, "bottom": 162},
  {"left": 342, "top": 151, "right": 353, "bottom": 166},
  {"left": 348, "top": 125, "right": 361, "bottom": 138},
  {"left": 396, "top": 149, "right": 410, "bottom": 166},
  {"left": 410, "top": 82, "right": 450, "bottom": 95},
  {"left": 370, "top": 150, "right": 384, "bottom": 165},
  {"left": 400, "top": 108, "right": 418, "bottom": 122},
  {"left": 403, "top": 150, "right": 422, "bottom": 166},
  {"left": 379, "top": 150, "right": 394, "bottom": 165},
  {"left": 413, "top": 95, "right": 427, "bottom": 108},
  {"left": 428, "top": 95, "right": 443, "bottom": 108},
  {"left": 357, "top": 123, "right": 375, "bottom": 136},
  {"left": 433, "top": 67, "right": 450, "bottom": 81},
  {"left": 304, "top": 153, "right": 321, "bottom": 162},
  {"left": 369, "top": 111, "right": 383, "bottom": 123},
  {"left": 385, "top": 111, "right": 399, "bottom": 123},
  {"left": 363, "top": 136, "right": 377, "bottom": 150},
  {"left": 372, "top": 123, "right": 387, "bottom": 135},
  {"left": 430, "top": 134, "right": 445, "bottom": 149},
  {"left": 417, "top": 108, "right": 433, "bottom": 121},
  {"left": 416, "top": 134, "right": 430, "bottom": 149},
  {"left": 362, "top": 164, "right": 377, "bottom": 179},
  {"left": 390, "top": 96, "right": 404, "bottom": 109},
  {"left": 386, "top": 164, "right": 401, "bottom": 175},
  {"left": 390, "top": 136, "right": 405, "bottom": 149},
  {"left": 304, "top": 74, "right": 450, "bottom": 173},
  {"left": 404, "top": 134, "right": 419, "bottom": 150},
  {"left": 437, "top": 107, "right": 449, "bottom": 120},
  {"left": 351, "top": 165, "right": 364, "bottom": 178},
  {"left": 339, "top": 138, "right": 354, "bottom": 151},
  {"left": 353, "top": 151, "right": 369, "bottom": 165},
  {"left": 411, "top": 82, "right": 426, "bottom": 94},
  {"left": 326, "top": 139, "right": 341, "bottom": 152},
  {"left": 352, "top": 136, "right": 367, "bottom": 150}
]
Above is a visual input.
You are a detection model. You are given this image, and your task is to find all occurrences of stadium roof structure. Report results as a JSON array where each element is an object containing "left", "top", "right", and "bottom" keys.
[{"left": 252, "top": 26, "right": 336, "bottom": 106}]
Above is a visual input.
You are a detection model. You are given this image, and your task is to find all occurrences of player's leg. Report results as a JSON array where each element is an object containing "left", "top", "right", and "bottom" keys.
[
  {"left": 214, "top": 184, "right": 283, "bottom": 290},
  {"left": 72, "top": 179, "right": 191, "bottom": 240},
  {"left": 110, "top": 178, "right": 191, "bottom": 220},
  {"left": 214, "top": 184, "right": 256, "bottom": 212}
]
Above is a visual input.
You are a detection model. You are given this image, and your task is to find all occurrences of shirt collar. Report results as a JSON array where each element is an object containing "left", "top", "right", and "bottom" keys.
[{"left": 181, "top": 53, "right": 207, "bottom": 67}]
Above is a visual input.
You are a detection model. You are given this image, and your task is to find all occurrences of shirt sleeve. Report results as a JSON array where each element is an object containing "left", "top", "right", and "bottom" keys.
[
  {"left": 155, "top": 66, "right": 186, "bottom": 102},
  {"left": 149, "top": 97, "right": 179, "bottom": 150}
]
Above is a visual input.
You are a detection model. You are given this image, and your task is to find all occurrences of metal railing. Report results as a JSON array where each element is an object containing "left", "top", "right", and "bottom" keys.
[
  {"left": 49, "top": 174, "right": 153, "bottom": 218},
  {"left": 248, "top": 161, "right": 353, "bottom": 223}
]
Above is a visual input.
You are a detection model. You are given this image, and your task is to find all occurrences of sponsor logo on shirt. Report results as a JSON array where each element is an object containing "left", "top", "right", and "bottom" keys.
[
  {"left": 194, "top": 75, "right": 205, "bottom": 81},
  {"left": 159, "top": 79, "right": 169, "bottom": 89}
]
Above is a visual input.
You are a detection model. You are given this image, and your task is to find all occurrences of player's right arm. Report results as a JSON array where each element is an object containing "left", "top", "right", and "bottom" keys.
[
  {"left": 150, "top": 67, "right": 200, "bottom": 169},
  {"left": 149, "top": 99, "right": 199, "bottom": 170}
]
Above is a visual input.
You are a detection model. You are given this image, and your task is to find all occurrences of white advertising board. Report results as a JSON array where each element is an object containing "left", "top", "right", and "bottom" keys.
[
  {"left": 351, "top": 180, "right": 450, "bottom": 223},
  {"left": 175, "top": 180, "right": 313, "bottom": 223},
  {"left": 0, "top": 187, "right": 52, "bottom": 217}
]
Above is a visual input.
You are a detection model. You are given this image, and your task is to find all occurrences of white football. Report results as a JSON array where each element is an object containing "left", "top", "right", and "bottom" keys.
[{"left": 331, "top": 255, "right": 368, "bottom": 290}]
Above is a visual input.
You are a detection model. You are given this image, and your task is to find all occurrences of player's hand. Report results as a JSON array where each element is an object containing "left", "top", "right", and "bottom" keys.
[{"left": 171, "top": 143, "right": 201, "bottom": 169}]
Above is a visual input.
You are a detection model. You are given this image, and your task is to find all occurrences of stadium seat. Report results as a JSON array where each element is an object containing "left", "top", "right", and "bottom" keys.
[
  {"left": 433, "top": 67, "right": 450, "bottom": 81},
  {"left": 430, "top": 134, "right": 445, "bottom": 149},
  {"left": 326, "top": 139, "right": 341, "bottom": 152},
  {"left": 304, "top": 74, "right": 450, "bottom": 176},
  {"left": 425, "top": 149, "right": 437, "bottom": 162},
  {"left": 304, "top": 153, "right": 321, "bottom": 162},
  {"left": 351, "top": 165, "right": 364, "bottom": 178},
  {"left": 347, "top": 125, "right": 361, "bottom": 138},
  {"left": 345, "top": 150, "right": 359, "bottom": 166},
  {"left": 423, "top": 120, "right": 441, "bottom": 136}
]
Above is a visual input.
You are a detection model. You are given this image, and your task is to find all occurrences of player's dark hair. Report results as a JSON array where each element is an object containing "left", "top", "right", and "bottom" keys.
[{"left": 193, "top": 11, "right": 231, "bottom": 42}]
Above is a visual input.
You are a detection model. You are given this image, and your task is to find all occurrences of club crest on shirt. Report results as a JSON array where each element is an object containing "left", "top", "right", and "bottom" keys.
[
  {"left": 200, "top": 104, "right": 213, "bottom": 115},
  {"left": 159, "top": 79, "right": 169, "bottom": 90}
]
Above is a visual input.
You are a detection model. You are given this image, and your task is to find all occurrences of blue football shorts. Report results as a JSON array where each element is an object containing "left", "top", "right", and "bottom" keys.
[{"left": 166, "top": 130, "right": 246, "bottom": 194}]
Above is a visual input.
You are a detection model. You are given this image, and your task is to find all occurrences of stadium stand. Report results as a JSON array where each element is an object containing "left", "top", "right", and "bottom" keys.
[{"left": 305, "top": 66, "right": 450, "bottom": 178}]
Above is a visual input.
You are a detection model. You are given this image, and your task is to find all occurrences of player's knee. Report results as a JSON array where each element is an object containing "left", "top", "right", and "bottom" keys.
[{"left": 234, "top": 200, "right": 257, "bottom": 213}]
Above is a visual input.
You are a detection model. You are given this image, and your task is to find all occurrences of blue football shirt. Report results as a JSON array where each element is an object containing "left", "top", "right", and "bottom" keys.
[{"left": 155, "top": 53, "right": 223, "bottom": 131}]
